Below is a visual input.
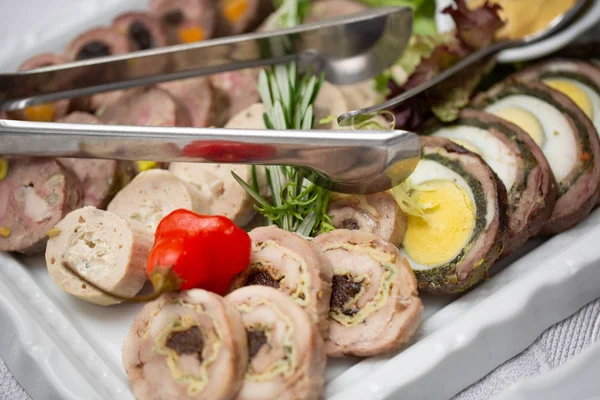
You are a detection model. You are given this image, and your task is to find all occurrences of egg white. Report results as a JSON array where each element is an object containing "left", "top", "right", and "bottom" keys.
[
  {"left": 484, "top": 95, "right": 577, "bottom": 183},
  {"left": 432, "top": 125, "right": 518, "bottom": 193}
]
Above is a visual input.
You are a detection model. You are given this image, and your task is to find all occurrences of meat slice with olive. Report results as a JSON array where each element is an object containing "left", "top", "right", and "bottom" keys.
[
  {"left": 149, "top": 0, "right": 217, "bottom": 45},
  {"left": 64, "top": 27, "right": 133, "bottom": 111},
  {"left": 400, "top": 136, "right": 509, "bottom": 294},
  {"left": 122, "top": 289, "right": 248, "bottom": 400},
  {"left": 0, "top": 157, "right": 83, "bottom": 254},
  {"left": 113, "top": 12, "right": 167, "bottom": 50},
  {"left": 107, "top": 170, "right": 211, "bottom": 233},
  {"left": 8, "top": 53, "right": 70, "bottom": 121},
  {"left": 228, "top": 225, "right": 333, "bottom": 337},
  {"left": 473, "top": 80, "right": 600, "bottom": 234},
  {"left": 209, "top": 69, "right": 260, "bottom": 123},
  {"left": 426, "top": 109, "right": 557, "bottom": 255},
  {"left": 57, "top": 112, "right": 135, "bottom": 209},
  {"left": 217, "top": 0, "right": 273, "bottom": 36},
  {"left": 314, "top": 230, "right": 422, "bottom": 357},
  {"left": 45, "top": 207, "right": 153, "bottom": 306},
  {"left": 225, "top": 286, "right": 326, "bottom": 400},
  {"left": 327, "top": 192, "right": 407, "bottom": 247}
]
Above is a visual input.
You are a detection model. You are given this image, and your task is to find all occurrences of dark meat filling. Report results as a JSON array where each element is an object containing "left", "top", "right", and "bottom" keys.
[
  {"left": 246, "top": 269, "right": 280, "bottom": 289},
  {"left": 330, "top": 274, "right": 362, "bottom": 316},
  {"left": 341, "top": 218, "right": 360, "bottom": 230},
  {"left": 165, "top": 326, "right": 204, "bottom": 361},
  {"left": 246, "top": 329, "right": 268, "bottom": 358},
  {"left": 76, "top": 41, "right": 111, "bottom": 60},
  {"left": 163, "top": 9, "right": 184, "bottom": 25},
  {"left": 129, "top": 21, "right": 154, "bottom": 50}
]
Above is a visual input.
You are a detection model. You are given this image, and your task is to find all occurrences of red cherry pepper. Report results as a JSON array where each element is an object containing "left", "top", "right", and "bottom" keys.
[
  {"left": 146, "top": 209, "right": 251, "bottom": 295},
  {"left": 183, "top": 140, "right": 276, "bottom": 162}
]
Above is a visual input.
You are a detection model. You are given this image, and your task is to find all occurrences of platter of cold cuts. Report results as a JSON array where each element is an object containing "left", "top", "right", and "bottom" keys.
[{"left": 1, "top": 0, "right": 600, "bottom": 399}]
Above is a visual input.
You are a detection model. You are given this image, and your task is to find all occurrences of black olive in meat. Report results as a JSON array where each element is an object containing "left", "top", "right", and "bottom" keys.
[
  {"left": 165, "top": 326, "right": 204, "bottom": 360},
  {"left": 163, "top": 9, "right": 184, "bottom": 25},
  {"left": 246, "top": 270, "right": 280, "bottom": 289},
  {"left": 246, "top": 329, "right": 268, "bottom": 358},
  {"left": 76, "top": 41, "right": 111, "bottom": 60},
  {"left": 128, "top": 21, "right": 154, "bottom": 50}
]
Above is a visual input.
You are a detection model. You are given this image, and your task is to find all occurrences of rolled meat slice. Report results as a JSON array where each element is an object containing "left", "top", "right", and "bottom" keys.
[
  {"left": 158, "top": 77, "right": 227, "bottom": 127},
  {"left": 327, "top": 192, "right": 407, "bottom": 247},
  {"left": 149, "top": 0, "right": 217, "bottom": 45},
  {"left": 122, "top": 289, "right": 248, "bottom": 400},
  {"left": 313, "top": 81, "right": 349, "bottom": 129},
  {"left": 64, "top": 27, "right": 133, "bottom": 111},
  {"left": 113, "top": 12, "right": 167, "bottom": 50},
  {"left": 217, "top": 0, "right": 273, "bottom": 36},
  {"left": 0, "top": 157, "right": 83, "bottom": 254},
  {"left": 56, "top": 112, "right": 135, "bottom": 209},
  {"left": 228, "top": 225, "right": 333, "bottom": 337},
  {"left": 45, "top": 206, "right": 153, "bottom": 306},
  {"left": 8, "top": 53, "right": 70, "bottom": 121},
  {"left": 314, "top": 229, "right": 423, "bottom": 357},
  {"left": 225, "top": 286, "right": 326, "bottom": 400},
  {"left": 209, "top": 69, "right": 260, "bottom": 123},
  {"left": 107, "top": 169, "right": 210, "bottom": 233},
  {"left": 224, "top": 102, "right": 267, "bottom": 129},
  {"left": 472, "top": 80, "right": 600, "bottom": 234},
  {"left": 338, "top": 79, "right": 385, "bottom": 111},
  {"left": 426, "top": 109, "right": 557, "bottom": 255},
  {"left": 305, "top": 0, "right": 368, "bottom": 22},
  {"left": 400, "top": 136, "right": 509, "bottom": 294},
  {"left": 97, "top": 87, "right": 192, "bottom": 127}
]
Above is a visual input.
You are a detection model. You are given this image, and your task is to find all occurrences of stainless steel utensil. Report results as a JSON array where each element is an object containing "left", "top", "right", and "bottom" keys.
[
  {"left": 0, "top": 6, "right": 412, "bottom": 111},
  {"left": 337, "top": 0, "right": 590, "bottom": 126},
  {"left": 0, "top": 119, "right": 420, "bottom": 194}
]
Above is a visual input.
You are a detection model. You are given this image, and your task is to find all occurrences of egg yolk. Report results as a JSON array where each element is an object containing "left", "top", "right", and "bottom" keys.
[
  {"left": 224, "top": 0, "right": 248, "bottom": 22},
  {"left": 449, "top": 138, "right": 481, "bottom": 155},
  {"left": 491, "top": 107, "right": 546, "bottom": 147},
  {"left": 544, "top": 79, "right": 594, "bottom": 120},
  {"left": 177, "top": 26, "right": 205, "bottom": 43},
  {"left": 403, "top": 180, "right": 475, "bottom": 267},
  {"left": 24, "top": 104, "right": 56, "bottom": 122}
]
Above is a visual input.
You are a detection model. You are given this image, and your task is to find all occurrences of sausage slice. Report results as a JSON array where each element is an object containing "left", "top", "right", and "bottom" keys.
[
  {"left": 314, "top": 230, "right": 423, "bottom": 357},
  {"left": 327, "top": 192, "right": 407, "bottom": 247},
  {"left": 149, "top": 0, "right": 217, "bottom": 45},
  {"left": 45, "top": 207, "right": 153, "bottom": 306},
  {"left": 113, "top": 12, "right": 167, "bottom": 50},
  {"left": 0, "top": 157, "right": 83, "bottom": 254},
  {"left": 225, "top": 286, "right": 326, "bottom": 400},
  {"left": 122, "top": 289, "right": 248, "bottom": 400},
  {"left": 228, "top": 225, "right": 333, "bottom": 337},
  {"left": 107, "top": 170, "right": 210, "bottom": 233}
]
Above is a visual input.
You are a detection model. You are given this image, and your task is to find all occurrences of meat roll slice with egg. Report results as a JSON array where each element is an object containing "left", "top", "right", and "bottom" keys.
[
  {"left": 9, "top": 53, "right": 70, "bottom": 121},
  {"left": 149, "top": 0, "right": 217, "bottom": 45},
  {"left": 327, "top": 192, "right": 407, "bottom": 247},
  {"left": 217, "top": 0, "right": 273, "bottom": 35},
  {"left": 401, "top": 136, "right": 509, "bottom": 294},
  {"left": 113, "top": 12, "right": 167, "bottom": 50},
  {"left": 122, "top": 289, "right": 248, "bottom": 400},
  {"left": 228, "top": 225, "right": 333, "bottom": 337},
  {"left": 314, "top": 230, "right": 422, "bottom": 357},
  {"left": 225, "top": 286, "right": 326, "bottom": 400},
  {"left": 0, "top": 158, "right": 83, "bottom": 254},
  {"left": 426, "top": 109, "right": 557, "bottom": 255},
  {"left": 473, "top": 80, "right": 600, "bottom": 234},
  {"left": 57, "top": 112, "right": 135, "bottom": 209},
  {"left": 45, "top": 207, "right": 153, "bottom": 306},
  {"left": 107, "top": 170, "right": 210, "bottom": 233}
]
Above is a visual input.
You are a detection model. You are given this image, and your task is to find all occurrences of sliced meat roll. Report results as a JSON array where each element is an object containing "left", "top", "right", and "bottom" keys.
[
  {"left": 225, "top": 286, "right": 326, "bottom": 400},
  {"left": 158, "top": 77, "right": 227, "bottom": 127},
  {"left": 314, "top": 230, "right": 423, "bottom": 357},
  {"left": 107, "top": 170, "right": 210, "bottom": 233},
  {"left": 473, "top": 80, "right": 600, "bottom": 234},
  {"left": 224, "top": 102, "right": 267, "bottom": 128},
  {"left": 0, "top": 157, "right": 83, "bottom": 254},
  {"left": 8, "top": 53, "right": 70, "bottom": 121},
  {"left": 426, "top": 109, "right": 557, "bottom": 255},
  {"left": 313, "top": 81, "right": 349, "bottom": 129},
  {"left": 327, "top": 192, "right": 407, "bottom": 247},
  {"left": 45, "top": 207, "right": 153, "bottom": 306},
  {"left": 64, "top": 27, "right": 133, "bottom": 110},
  {"left": 149, "top": 0, "right": 217, "bottom": 45},
  {"left": 122, "top": 289, "right": 248, "bottom": 400},
  {"left": 169, "top": 163, "right": 265, "bottom": 227},
  {"left": 306, "top": 0, "right": 368, "bottom": 22},
  {"left": 97, "top": 87, "right": 191, "bottom": 127},
  {"left": 401, "top": 136, "right": 509, "bottom": 294},
  {"left": 113, "top": 12, "right": 167, "bottom": 50},
  {"left": 209, "top": 69, "right": 260, "bottom": 123},
  {"left": 217, "top": 0, "right": 273, "bottom": 36},
  {"left": 228, "top": 225, "right": 333, "bottom": 337},
  {"left": 57, "top": 112, "right": 135, "bottom": 209}
]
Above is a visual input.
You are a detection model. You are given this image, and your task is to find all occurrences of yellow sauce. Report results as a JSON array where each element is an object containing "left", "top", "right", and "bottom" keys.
[{"left": 468, "top": 0, "right": 577, "bottom": 40}]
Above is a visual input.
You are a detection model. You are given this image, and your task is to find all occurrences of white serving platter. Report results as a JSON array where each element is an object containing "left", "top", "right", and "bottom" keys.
[{"left": 1, "top": 1, "right": 600, "bottom": 400}]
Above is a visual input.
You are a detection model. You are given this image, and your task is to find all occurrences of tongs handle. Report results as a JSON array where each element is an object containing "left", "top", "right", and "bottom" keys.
[{"left": 0, "top": 119, "right": 420, "bottom": 194}]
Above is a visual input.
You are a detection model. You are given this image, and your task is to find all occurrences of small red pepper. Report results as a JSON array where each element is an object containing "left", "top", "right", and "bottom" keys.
[
  {"left": 146, "top": 209, "right": 251, "bottom": 295},
  {"left": 183, "top": 140, "right": 276, "bottom": 162}
]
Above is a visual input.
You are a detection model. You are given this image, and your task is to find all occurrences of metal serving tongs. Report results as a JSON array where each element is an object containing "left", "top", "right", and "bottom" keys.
[{"left": 0, "top": 7, "right": 420, "bottom": 195}]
